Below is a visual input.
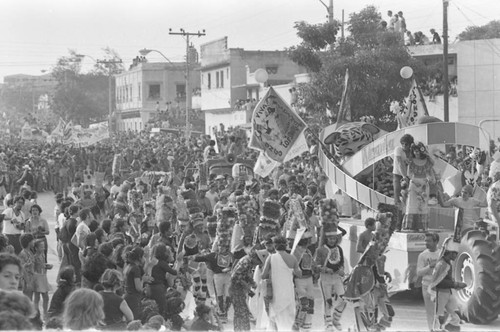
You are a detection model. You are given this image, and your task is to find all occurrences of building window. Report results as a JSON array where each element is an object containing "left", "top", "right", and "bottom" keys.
[
  {"left": 176, "top": 84, "right": 186, "bottom": 99},
  {"left": 148, "top": 84, "right": 161, "bottom": 99},
  {"left": 216, "top": 71, "right": 220, "bottom": 88},
  {"left": 208, "top": 73, "right": 211, "bottom": 89},
  {"left": 220, "top": 70, "right": 224, "bottom": 88},
  {"left": 138, "top": 83, "right": 141, "bottom": 101}
]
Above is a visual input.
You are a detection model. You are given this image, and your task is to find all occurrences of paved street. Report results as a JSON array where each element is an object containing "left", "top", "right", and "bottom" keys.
[{"left": 36, "top": 191, "right": 500, "bottom": 331}]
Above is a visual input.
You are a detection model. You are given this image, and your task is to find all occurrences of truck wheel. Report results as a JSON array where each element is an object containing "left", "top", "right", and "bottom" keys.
[{"left": 453, "top": 230, "right": 500, "bottom": 324}]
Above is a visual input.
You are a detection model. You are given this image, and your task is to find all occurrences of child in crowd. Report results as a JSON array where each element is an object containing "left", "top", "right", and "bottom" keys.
[
  {"left": 190, "top": 303, "right": 221, "bottom": 331},
  {"left": 0, "top": 253, "right": 22, "bottom": 291},
  {"left": 33, "top": 239, "right": 52, "bottom": 319}
]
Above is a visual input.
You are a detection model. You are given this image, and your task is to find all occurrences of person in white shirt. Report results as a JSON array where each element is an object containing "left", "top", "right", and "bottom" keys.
[
  {"left": 73, "top": 208, "right": 93, "bottom": 253},
  {"left": 439, "top": 184, "right": 486, "bottom": 235},
  {"left": 2, "top": 196, "right": 26, "bottom": 254},
  {"left": 205, "top": 183, "right": 219, "bottom": 210},
  {"left": 416, "top": 232, "right": 441, "bottom": 331},
  {"left": 393, "top": 134, "right": 414, "bottom": 226},
  {"left": 110, "top": 177, "right": 122, "bottom": 199}
]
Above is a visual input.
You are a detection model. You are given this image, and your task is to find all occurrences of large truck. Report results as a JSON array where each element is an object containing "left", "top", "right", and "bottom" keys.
[{"left": 319, "top": 121, "right": 500, "bottom": 324}]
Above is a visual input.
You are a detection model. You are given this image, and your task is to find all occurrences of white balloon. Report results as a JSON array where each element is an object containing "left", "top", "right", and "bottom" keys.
[
  {"left": 254, "top": 68, "right": 269, "bottom": 83},
  {"left": 400, "top": 66, "right": 413, "bottom": 79}
]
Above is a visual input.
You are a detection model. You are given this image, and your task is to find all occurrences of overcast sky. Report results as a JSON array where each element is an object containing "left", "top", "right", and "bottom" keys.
[{"left": 0, "top": 0, "right": 497, "bottom": 82}]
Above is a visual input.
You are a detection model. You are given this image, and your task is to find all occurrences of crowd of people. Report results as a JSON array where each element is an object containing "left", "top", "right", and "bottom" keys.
[
  {"left": 0, "top": 121, "right": 499, "bottom": 331},
  {"left": 0, "top": 128, "right": 338, "bottom": 331}
]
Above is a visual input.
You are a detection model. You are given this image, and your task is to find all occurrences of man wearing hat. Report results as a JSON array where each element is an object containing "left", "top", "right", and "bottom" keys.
[
  {"left": 314, "top": 223, "right": 347, "bottom": 332},
  {"left": 428, "top": 238, "right": 467, "bottom": 332}
]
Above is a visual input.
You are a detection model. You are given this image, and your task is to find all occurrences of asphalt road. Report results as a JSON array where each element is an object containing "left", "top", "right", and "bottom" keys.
[{"left": 36, "top": 192, "right": 500, "bottom": 331}]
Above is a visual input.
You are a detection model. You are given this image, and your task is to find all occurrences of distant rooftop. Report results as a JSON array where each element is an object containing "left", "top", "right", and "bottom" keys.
[{"left": 407, "top": 43, "right": 457, "bottom": 56}]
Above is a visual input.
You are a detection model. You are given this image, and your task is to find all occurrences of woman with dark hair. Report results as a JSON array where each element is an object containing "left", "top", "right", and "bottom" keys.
[
  {"left": 26, "top": 204, "right": 50, "bottom": 262},
  {"left": 123, "top": 246, "right": 151, "bottom": 319},
  {"left": 402, "top": 142, "right": 436, "bottom": 232},
  {"left": 148, "top": 243, "right": 177, "bottom": 317},
  {"left": 99, "top": 269, "right": 134, "bottom": 330},
  {"left": 59, "top": 214, "right": 81, "bottom": 284},
  {"left": 111, "top": 218, "right": 132, "bottom": 245},
  {"left": 101, "top": 219, "right": 112, "bottom": 236},
  {"left": 48, "top": 266, "right": 75, "bottom": 319}
]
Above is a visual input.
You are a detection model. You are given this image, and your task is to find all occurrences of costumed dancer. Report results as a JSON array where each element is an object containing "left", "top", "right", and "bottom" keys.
[
  {"left": 249, "top": 200, "right": 281, "bottom": 329},
  {"left": 315, "top": 198, "right": 347, "bottom": 332},
  {"left": 235, "top": 194, "right": 259, "bottom": 256},
  {"left": 345, "top": 209, "right": 396, "bottom": 331},
  {"left": 197, "top": 206, "right": 236, "bottom": 323},
  {"left": 291, "top": 229, "right": 317, "bottom": 332},
  {"left": 179, "top": 188, "right": 211, "bottom": 302}
]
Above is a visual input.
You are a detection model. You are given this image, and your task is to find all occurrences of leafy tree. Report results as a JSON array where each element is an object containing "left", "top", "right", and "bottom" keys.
[
  {"left": 288, "top": 5, "right": 430, "bottom": 130},
  {"left": 288, "top": 21, "right": 339, "bottom": 72},
  {"left": 49, "top": 50, "right": 110, "bottom": 126},
  {"left": 458, "top": 20, "right": 500, "bottom": 41}
]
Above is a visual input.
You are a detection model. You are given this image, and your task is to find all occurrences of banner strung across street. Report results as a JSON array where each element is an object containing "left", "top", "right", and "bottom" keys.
[
  {"left": 65, "top": 122, "right": 109, "bottom": 146},
  {"left": 249, "top": 87, "right": 307, "bottom": 163}
]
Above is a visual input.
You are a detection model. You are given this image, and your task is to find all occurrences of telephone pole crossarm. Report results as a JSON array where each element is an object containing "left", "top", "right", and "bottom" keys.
[{"left": 168, "top": 29, "right": 206, "bottom": 141}]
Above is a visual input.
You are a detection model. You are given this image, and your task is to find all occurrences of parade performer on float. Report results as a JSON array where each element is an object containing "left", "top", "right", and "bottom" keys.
[{"left": 402, "top": 142, "right": 436, "bottom": 232}]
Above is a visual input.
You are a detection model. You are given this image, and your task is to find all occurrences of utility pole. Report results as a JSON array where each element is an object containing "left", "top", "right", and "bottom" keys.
[
  {"left": 169, "top": 28, "right": 206, "bottom": 141},
  {"left": 443, "top": 0, "right": 449, "bottom": 122},
  {"left": 341, "top": 9, "right": 345, "bottom": 39},
  {"left": 318, "top": 0, "right": 334, "bottom": 23},
  {"left": 97, "top": 59, "right": 122, "bottom": 133}
]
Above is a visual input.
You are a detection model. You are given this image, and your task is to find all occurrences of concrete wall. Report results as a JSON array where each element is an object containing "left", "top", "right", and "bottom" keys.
[
  {"left": 204, "top": 110, "right": 247, "bottom": 136},
  {"left": 457, "top": 39, "right": 500, "bottom": 140}
]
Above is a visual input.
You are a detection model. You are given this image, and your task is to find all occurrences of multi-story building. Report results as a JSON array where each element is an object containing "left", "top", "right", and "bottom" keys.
[
  {"left": 408, "top": 39, "right": 500, "bottom": 138},
  {"left": 114, "top": 60, "right": 200, "bottom": 132},
  {"left": 200, "top": 37, "right": 306, "bottom": 136}
]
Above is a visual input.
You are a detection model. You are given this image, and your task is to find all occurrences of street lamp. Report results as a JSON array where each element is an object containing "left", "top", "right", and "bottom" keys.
[
  {"left": 139, "top": 48, "right": 190, "bottom": 138},
  {"left": 139, "top": 49, "right": 175, "bottom": 66}
]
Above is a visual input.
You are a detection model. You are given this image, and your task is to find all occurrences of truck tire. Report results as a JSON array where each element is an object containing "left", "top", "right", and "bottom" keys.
[{"left": 453, "top": 230, "right": 500, "bottom": 324}]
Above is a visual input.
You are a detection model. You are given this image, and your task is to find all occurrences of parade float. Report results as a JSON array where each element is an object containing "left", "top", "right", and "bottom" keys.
[{"left": 318, "top": 68, "right": 500, "bottom": 324}]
